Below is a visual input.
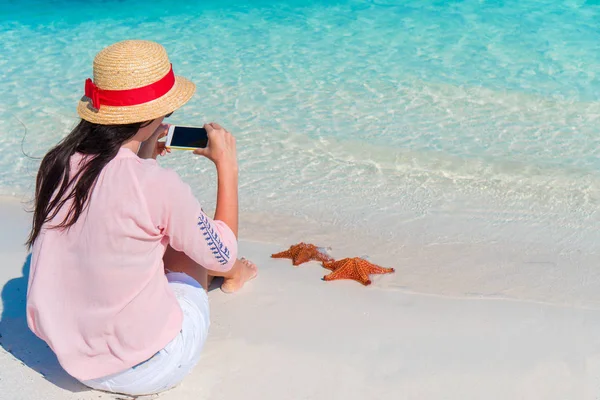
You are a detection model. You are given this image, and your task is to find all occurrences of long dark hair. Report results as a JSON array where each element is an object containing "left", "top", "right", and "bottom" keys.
[{"left": 26, "top": 119, "right": 149, "bottom": 248}]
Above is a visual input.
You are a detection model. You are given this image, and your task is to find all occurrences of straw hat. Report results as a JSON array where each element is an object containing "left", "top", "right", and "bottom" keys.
[{"left": 77, "top": 40, "right": 195, "bottom": 125}]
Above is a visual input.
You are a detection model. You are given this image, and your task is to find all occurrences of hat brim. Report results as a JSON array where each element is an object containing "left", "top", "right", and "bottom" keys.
[{"left": 77, "top": 76, "right": 195, "bottom": 125}]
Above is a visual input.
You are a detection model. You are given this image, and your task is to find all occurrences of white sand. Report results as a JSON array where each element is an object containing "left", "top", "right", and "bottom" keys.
[{"left": 1, "top": 196, "right": 600, "bottom": 400}]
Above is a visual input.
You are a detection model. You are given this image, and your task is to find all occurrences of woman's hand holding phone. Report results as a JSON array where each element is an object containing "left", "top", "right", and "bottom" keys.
[
  {"left": 193, "top": 123, "right": 238, "bottom": 171},
  {"left": 138, "top": 123, "right": 171, "bottom": 160}
]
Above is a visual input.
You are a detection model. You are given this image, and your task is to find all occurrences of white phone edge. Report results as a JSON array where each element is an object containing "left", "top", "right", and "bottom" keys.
[{"left": 165, "top": 124, "right": 176, "bottom": 147}]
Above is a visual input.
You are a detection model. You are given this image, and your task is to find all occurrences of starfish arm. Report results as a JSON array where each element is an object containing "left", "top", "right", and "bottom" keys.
[
  {"left": 322, "top": 270, "right": 338, "bottom": 282},
  {"left": 294, "top": 249, "right": 313, "bottom": 265},
  {"left": 271, "top": 250, "right": 292, "bottom": 258},
  {"left": 357, "top": 265, "right": 372, "bottom": 286},
  {"left": 322, "top": 261, "right": 352, "bottom": 281},
  {"left": 322, "top": 260, "right": 337, "bottom": 271},
  {"left": 369, "top": 265, "right": 395, "bottom": 275}
]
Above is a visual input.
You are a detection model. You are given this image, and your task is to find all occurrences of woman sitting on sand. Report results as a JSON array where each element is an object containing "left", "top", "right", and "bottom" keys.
[{"left": 25, "top": 40, "right": 257, "bottom": 396}]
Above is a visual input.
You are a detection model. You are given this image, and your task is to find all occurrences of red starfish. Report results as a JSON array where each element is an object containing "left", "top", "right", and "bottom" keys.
[
  {"left": 271, "top": 242, "right": 333, "bottom": 266},
  {"left": 322, "top": 257, "right": 394, "bottom": 286}
]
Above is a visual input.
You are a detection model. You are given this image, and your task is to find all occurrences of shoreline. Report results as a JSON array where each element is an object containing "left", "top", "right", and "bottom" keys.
[{"left": 2, "top": 193, "right": 600, "bottom": 309}]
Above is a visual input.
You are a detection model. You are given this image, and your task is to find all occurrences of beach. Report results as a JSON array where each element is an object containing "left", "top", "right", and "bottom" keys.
[
  {"left": 1, "top": 196, "right": 600, "bottom": 400},
  {"left": 2, "top": 0, "right": 600, "bottom": 397}
]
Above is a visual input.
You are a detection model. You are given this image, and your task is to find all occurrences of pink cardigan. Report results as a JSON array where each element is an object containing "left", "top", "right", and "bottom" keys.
[{"left": 27, "top": 147, "right": 237, "bottom": 380}]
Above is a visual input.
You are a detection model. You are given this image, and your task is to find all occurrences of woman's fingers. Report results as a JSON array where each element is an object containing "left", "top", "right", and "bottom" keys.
[
  {"left": 195, "top": 123, "right": 235, "bottom": 166},
  {"left": 193, "top": 147, "right": 208, "bottom": 156},
  {"left": 156, "top": 142, "right": 169, "bottom": 157},
  {"left": 153, "top": 123, "right": 169, "bottom": 139},
  {"left": 204, "top": 123, "right": 215, "bottom": 134}
]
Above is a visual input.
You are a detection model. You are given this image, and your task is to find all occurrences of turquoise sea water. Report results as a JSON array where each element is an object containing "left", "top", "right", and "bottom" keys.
[{"left": 2, "top": 0, "right": 600, "bottom": 252}]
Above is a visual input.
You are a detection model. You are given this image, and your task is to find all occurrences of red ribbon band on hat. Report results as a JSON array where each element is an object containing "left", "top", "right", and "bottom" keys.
[{"left": 84, "top": 65, "right": 175, "bottom": 110}]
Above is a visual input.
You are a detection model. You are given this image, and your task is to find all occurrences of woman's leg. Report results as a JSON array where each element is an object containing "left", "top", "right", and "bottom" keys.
[{"left": 163, "top": 245, "right": 257, "bottom": 292}]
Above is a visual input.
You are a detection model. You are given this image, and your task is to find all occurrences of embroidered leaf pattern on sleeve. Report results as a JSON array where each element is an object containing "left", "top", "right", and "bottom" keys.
[{"left": 197, "top": 214, "right": 231, "bottom": 266}]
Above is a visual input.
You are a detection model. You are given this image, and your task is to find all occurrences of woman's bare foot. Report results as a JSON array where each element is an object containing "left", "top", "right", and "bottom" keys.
[{"left": 221, "top": 258, "right": 258, "bottom": 293}]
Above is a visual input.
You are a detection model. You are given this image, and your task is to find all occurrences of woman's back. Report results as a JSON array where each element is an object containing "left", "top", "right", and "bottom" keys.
[{"left": 27, "top": 147, "right": 234, "bottom": 380}]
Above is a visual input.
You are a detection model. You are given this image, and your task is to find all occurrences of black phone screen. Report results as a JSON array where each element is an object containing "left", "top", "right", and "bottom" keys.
[{"left": 170, "top": 126, "right": 208, "bottom": 148}]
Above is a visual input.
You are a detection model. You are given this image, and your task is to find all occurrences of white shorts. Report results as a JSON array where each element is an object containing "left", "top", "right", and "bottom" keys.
[{"left": 81, "top": 272, "right": 210, "bottom": 396}]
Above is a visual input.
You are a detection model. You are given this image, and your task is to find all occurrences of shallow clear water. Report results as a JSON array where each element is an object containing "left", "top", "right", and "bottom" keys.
[{"left": 2, "top": 0, "right": 600, "bottom": 253}]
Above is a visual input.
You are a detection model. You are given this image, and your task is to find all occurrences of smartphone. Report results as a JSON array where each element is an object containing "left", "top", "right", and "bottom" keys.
[{"left": 165, "top": 125, "right": 208, "bottom": 150}]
